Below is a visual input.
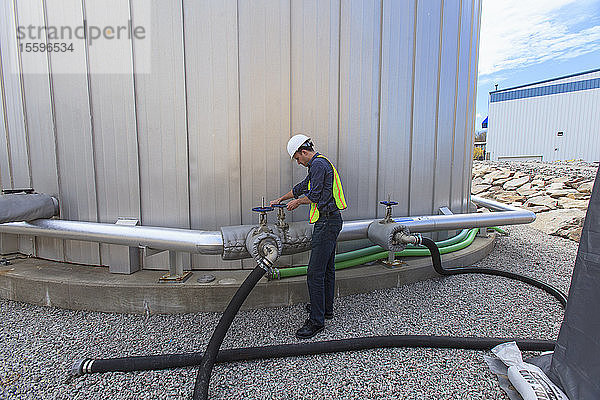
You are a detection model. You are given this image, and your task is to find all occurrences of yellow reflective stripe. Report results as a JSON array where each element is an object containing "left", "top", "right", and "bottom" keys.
[
  {"left": 332, "top": 167, "right": 347, "bottom": 209},
  {"left": 317, "top": 155, "right": 347, "bottom": 210},
  {"left": 309, "top": 203, "right": 319, "bottom": 223},
  {"left": 307, "top": 155, "right": 347, "bottom": 223}
]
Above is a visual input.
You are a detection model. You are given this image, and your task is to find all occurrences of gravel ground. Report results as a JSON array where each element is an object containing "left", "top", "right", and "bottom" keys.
[{"left": 0, "top": 225, "right": 576, "bottom": 400}]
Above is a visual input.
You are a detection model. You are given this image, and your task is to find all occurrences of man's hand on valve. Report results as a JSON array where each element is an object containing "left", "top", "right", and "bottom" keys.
[{"left": 286, "top": 198, "right": 302, "bottom": 211}]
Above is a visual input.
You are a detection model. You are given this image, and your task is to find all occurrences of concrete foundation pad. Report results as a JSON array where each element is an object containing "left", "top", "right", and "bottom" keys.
[{"left": 0, "top": 232, "right": 496, "bottom": 314}]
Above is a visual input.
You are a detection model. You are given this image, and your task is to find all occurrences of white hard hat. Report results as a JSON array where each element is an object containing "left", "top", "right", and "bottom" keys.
[{"left": 287, "top": 134, "right": 312, "bottom": 159}]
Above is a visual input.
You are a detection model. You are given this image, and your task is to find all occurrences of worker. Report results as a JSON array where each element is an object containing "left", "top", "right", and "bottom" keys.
[{"left": 271, "top": 134, "right": 347, "bottom": 339}]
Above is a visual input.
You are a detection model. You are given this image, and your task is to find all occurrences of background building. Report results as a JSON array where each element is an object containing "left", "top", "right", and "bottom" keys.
[
  {"left": 0, "top": 0, "right": 481, "bottom": 271},
  {"left": 487, "top": 68, "right": 600, "bottom": 162}
]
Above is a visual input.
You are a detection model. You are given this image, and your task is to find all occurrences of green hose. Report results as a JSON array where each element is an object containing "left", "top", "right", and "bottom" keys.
[
  {"left": 270, "top": 228, "right": 481, "bottom": 279},
  {"left": 490, "top": 226, "right": 508, "bottom": 235},
  {"left": 333, "top": 229, "right": 470, "bottom": 263}
]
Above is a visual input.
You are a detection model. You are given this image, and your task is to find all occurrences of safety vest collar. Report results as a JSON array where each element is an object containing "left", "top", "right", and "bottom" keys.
[{"left": 307, "top": 152, "right": 320, "bottom": 168}]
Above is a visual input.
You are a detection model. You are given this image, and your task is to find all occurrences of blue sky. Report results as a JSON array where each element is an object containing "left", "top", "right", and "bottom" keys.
[{"left": 475, "top": 0, "right": 600, "bottom": 131}]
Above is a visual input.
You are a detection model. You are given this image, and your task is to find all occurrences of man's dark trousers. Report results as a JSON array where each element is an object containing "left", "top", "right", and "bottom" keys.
[{"left": 307, "top": 211, "right": 343, "bottom": 326}]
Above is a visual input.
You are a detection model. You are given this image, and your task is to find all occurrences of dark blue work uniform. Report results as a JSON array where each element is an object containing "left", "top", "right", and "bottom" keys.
[{"left": 293, "top": 153, "right": 343, "bottom": 326}]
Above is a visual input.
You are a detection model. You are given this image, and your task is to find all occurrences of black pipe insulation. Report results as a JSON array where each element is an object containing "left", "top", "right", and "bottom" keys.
[
  {"left": 419, "top": 237, "right": 568, "bottom": 307},
  {"left": 73, "top": 336, "right": 555, "bottom": 376},
  {"left": 192, "top": 265, "right": 266, "bottom": 400}
]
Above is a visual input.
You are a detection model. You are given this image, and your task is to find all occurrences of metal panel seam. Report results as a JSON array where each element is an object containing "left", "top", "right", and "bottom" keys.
[
  {"left": 335, "top": 0, "right": 342, "bottom": 168},
  {"left": 431, "top": 0, "right": 444, "bottom": 214},
  {"left": 127, "top": 0, "right": 143, "bottom": 225},
  {"left": 180, "top": 0, "right": 192, "bottom": 231},
  {"left": 461, "top": 0, "right": 475, "bottom": 213},
  {"left": 12, "top": 0, "right": 36, "bottom": 257},
  {"left": 289, "top": 0, "right": 292, "bottom": 142},
  {"left": 236, "top": 0, "right": 243, "bottom": 227},
  {"left": 0, "top": 37, "right": 14, "bottom": 188},
  {"left": 374, "top": 0, "right": 383, "bottom": 215},
  {"left": 448, "top": 0, "right": 462, "bottom": 211},
  {"left": 41, "top": 0, "right": 65, "bottom": 261},
  {"left": 80, "top": 0, "right": 102, "bottom": 264},
  {"left": 468, "top": 0, "right": 482, "bottom": 210},
  {"left": 407, "top": 0, "right": 418, "bottom": 215},
  {"left": 12, "top": 0, "right": 33, "bottom": 188}
]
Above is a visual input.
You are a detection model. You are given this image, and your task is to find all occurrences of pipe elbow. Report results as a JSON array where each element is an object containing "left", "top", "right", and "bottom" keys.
[{"left": 367, "top": 221, "right": 409, "bottom": 252}]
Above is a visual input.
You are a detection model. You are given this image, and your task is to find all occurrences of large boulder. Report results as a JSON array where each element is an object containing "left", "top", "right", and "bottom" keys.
[
  {"left": 483, "top": 169, "right": 512, "bottom": 184},
  {"left": 471, "top": 184, "right": 491, "bottom": 195},
  {"left": 503, "top": 176, "right": 530, "bottom": 190},
  {"left": 529, "top": 208, "right": 586, "bottom": 236},
  {"left": 557, "top": 197, "right": 590, "bottom": 210},
  {"left": 577, "top": 181, "right": 594, "bottom": 193},
  {"left": 547, "top": 188, "right": 579, "bottom": 198},
  {"left": 473, "top": 165, "right": 494, "bottom": 178},
  {"left": 526, "top": 205, "right": 551, "bottom": 213},
  {"left": 546, "top": 182, "right": 565, "bottom": 191},
  {"left": 556, "top": 226, "right": 583, "bottom": 242},
  {"left": 495, "top": 191, "right": 525, "bottom": 204},
  {"left": 531, "top": 179, "right": 546, "bottom": 187},
  {"left": 566, "top": 192, "right": 589, "bottom": 200},
  {"left": 526, "top": 195, "right": 558, "bottom": 209},
  {"left": 516, "top": 183, "right": 540, "bottom": 197}
]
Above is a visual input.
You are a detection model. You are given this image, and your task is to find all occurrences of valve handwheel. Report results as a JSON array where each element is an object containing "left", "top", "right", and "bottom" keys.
[
  {"left": 379, "top": 197, "right": 398, "bottom": 224},
  {"left": 252, "top": 206, "right": 274, "bottom": 213}
]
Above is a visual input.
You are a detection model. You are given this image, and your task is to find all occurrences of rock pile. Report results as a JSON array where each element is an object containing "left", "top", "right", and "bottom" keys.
[{"left": 472, "top": 160, "right": 598, "bottom": 242}]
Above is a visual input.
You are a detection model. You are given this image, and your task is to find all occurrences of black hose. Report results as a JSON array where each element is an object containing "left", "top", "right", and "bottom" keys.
[
  {"left": 420, "top": 237, "right": 568, "bottom": 307},
  {"left": 74, "top": 335, "right": 555, "bottom": 375},
  {"left": 192, "top": 265, "right": 266, "bottom": 400},
  {"left": 69, "top": 235, "right": 568, "bottom": 400}
]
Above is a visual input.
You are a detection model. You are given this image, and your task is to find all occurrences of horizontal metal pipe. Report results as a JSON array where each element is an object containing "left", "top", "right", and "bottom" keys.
[
  {"left": 0, "top": 196, "right": 533, "bottom": 256},
  {"left": 0, "top": 220, "right": 223, "bottom": 255},
  {"left": 338, "top": 195, "right": 534, "bottom": 239},
  {"left": 394, "top": 195, "right": 535, "bottom": 234}
]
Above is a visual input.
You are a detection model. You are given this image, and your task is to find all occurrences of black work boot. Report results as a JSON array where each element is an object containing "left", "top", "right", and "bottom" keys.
[
  {"left": 295, "top": 319, "right": 324, "bottom": 339},
  {"left": 305, "top": 303, "right": 333, "bottom": 319}
]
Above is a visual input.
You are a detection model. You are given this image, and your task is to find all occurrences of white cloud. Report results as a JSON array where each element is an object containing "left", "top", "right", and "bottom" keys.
[{"left": 478, "top": 0, "right": 600, "bottom": 76}]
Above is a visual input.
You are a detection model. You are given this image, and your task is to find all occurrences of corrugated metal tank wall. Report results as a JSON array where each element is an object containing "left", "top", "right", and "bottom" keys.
[{"left": 0, "top": 0, "right": 481, "bottom": 269}]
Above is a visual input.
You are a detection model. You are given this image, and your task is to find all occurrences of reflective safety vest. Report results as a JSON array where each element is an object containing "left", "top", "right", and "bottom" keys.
[{"left": 307, "top": 155, "right": 347, "bottom": 223}]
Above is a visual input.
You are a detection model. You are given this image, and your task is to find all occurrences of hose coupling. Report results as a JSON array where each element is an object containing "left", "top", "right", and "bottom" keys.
[
  {"left": 245, "top": 230, "right": 282, "bottom": 273},
  {"left": 70, "top": 358, "right": 93, "bottom": 377},
  {"left": 257, "top": 241, "right": 279, "bottom": 271},
  {"left": 395, "top": 232, "right": 422, "bottom": 246}
]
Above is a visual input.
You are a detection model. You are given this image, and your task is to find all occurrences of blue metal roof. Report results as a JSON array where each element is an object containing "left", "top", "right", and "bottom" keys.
[
  {"left": 489, "top": 67, "right": 600, "bottom": 94},
  {"left": 490, "top": 77, "right": 600, "bottom": 103}
]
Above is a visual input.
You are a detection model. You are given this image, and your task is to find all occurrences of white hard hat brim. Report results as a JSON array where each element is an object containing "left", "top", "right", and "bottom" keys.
[{"left": 287, "top": 134, "right": 312, "bottom": 159}]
